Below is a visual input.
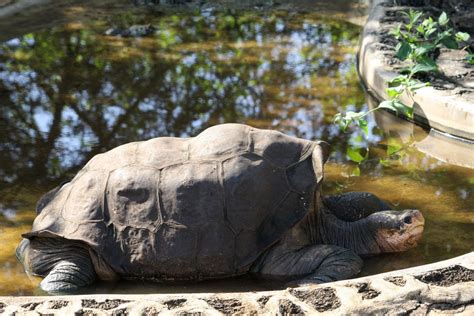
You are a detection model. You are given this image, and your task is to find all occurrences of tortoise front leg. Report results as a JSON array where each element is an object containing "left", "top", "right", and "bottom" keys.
[
  {"left": 40, "top": 258, "right": 96, "bottom": 293},
  {"left": 252, "top": 244, "right": 362, "bottom": 286},
  {"left": 324, "top": 192, "right": 391, "bottom": 222}
]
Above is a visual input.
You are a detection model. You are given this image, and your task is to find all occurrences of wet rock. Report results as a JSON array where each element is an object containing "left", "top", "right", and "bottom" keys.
[
  {"left": 415, "top": 265, "right": 474, "bottom": 286},
  {"left": 290, "top": 287, "right": 341, "bottom": 312},
  {"left": 164, "top": 298, "right": 187, "bottom": 309},
  {"left": 204, "top": 298, "right": 244, "bottom": 314},
  {"left": 82, "top": 299, "right": 130, "bottom": 310},
  {"left": 278, "top": 299, "right": 303, "bottom": 315},
  {"left": 384, "top": 276, "right": 406, "bottom": 286},
  {"left": 351, "top": 282, "right": 380, "bottom": 300}
]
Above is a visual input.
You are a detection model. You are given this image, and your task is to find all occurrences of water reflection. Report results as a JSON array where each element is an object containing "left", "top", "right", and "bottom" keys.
[
  {"left": 0, "top": 9, "right": 472, "bottom": 296},
  {"left": 0, "top": 11, "right": 362, "bottom": 188}
]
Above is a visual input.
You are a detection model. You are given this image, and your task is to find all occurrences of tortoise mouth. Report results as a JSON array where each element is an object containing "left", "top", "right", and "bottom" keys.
[
  {"left": 376, "top": 220, "right": 425, "bottom": 253},
  {"left": 405, "top": 224, "right": 424, "bottom": 246}
]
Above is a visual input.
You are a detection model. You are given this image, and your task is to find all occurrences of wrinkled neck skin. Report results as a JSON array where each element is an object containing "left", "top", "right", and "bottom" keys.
[{"left": 314, "top": 206, "right": 381, "bottom": 256}]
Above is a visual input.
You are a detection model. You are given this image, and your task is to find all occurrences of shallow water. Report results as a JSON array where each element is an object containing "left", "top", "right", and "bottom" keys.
[{"left": 0, "top": 2, "right": 473, "bottom": 296}]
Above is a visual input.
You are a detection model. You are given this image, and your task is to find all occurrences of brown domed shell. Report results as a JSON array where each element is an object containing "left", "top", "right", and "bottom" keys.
[{"left": 24, "top": 124, "right": 328, "bottom": 280}]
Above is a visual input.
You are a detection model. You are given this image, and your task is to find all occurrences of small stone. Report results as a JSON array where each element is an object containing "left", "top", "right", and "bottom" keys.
[
  {"left": 204, "top": 298, "right": 244, "bottom": 314},
  {"left": 351, "top": 282, "right": 380, "bottom": 300},
  {"left": 278, "top": 299, "right": 304, "bottom": 315},
  {"left": 384, "top": 276, "right": 407, "bottom": 286},
  {"left": 163, "top": 298, "right": 187, "bottom": 309},
  {"left": 290, "top": 287, "right": 341, "bottom": 312},
  {"left": 82, "top": 299, "right": 129, "bottom": 310}
]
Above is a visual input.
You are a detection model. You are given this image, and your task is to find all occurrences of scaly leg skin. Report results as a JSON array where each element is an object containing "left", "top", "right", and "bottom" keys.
[
  {"left": 40, "top": 259, "right": 96, "bottom": 293},
  {"left": 324, "top": 192, "right": 391, "bottom": 222},
  {"left": 253, "top": 244, "right": 363, "bottom": 287},
  {"left": 17, "top": 237, "right": 97, "bottom": 293}
]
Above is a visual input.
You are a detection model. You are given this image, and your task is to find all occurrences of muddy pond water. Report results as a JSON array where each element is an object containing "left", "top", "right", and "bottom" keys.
[{"left": 0, "top": 2, "right": 473, "bottom": 296}]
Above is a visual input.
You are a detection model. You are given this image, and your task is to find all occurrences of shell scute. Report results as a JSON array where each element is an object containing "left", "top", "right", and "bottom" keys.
[
  {"left": 188, "top": 123, "right": 250, "bottom": 160},
  {"left": 222, "top": 154, "right": 289, "bottom": 233},
  {"left": 159, "top": 162, "right": 224, "bottom": 226},
  {"left": 106, "top": 166, "right": 162, "bottom": 231}
]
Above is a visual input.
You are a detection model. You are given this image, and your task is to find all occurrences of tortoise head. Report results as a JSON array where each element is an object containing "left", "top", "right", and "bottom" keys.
[{"left": 367, "top": 209, "right": 424, "bottom": 253}]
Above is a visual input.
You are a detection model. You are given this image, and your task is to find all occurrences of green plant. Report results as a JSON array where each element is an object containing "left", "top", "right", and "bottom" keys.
[
  {"left": 334, "top": 10, "right": 470, "bottom": 135},
  {"left": 391, "top": 10, "right": 469, "bottom": 68},
  {"left": 466, "top": 49, "right": 474, "bottom": 65}
]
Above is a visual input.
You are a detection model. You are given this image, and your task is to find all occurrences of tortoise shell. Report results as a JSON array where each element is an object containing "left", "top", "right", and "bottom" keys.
[{"left": 24, "top": 124, "right": 329, "bottom": 280}]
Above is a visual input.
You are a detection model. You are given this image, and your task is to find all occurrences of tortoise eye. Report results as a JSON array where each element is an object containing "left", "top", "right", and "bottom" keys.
[
  {"left": 403, "top": 216, "right": 412, "bottom": 224},
  {"left": 117, "top": 188, "right": 150, "bottom": 203}
]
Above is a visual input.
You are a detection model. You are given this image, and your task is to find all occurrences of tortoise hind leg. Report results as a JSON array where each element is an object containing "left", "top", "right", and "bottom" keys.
[
  {"left": 324, "top": 192, "right": 391, "bottom": 222},
  {"left": 252, "top": 244, "right": 362, "bottom": 286},
  {"left": 24, "top": 237, "right": 96, "bottom": 293},
  {"left": 41, "top": 259, "right": 96, "bottom": 293}
]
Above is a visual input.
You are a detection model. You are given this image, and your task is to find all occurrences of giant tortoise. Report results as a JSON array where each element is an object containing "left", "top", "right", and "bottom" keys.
[{"left": 17, "top": 124, "right": 424, "bottom": 292}]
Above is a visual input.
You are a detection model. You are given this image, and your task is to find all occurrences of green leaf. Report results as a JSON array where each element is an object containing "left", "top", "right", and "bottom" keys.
[
  {"left": 386, "top": 86, "right": 403, "bottom": 99},
  {"left": 379, "top": 158, "right": 391, "bottom": 167},
  {"left": 408, "top": 81, "right": 430, "bottom": 91},
  {"left": 455, "top": 32, "right": 470, "bottom": 42},
  {"left": 393, "top": 100, "right": 414, "bottom": 118},
  {"left": 413, "top": 43, "right": 435, "bottom": 56},
  {"left": 379, "top": 100, "right": 413, "bottom": 118},
  {"left": 395, "top": 41, "right": 412, "bottom": 60},
  {"left": 412, "top": 11, "right": 423, "bottom": 24},
  {"left": 351, "top": 166, "right": 361, "bottom": 177},
  {"left": 422, "top": 17, "right": 436, "bottom": 28},
  {"left": 410, "top": 62, "right": 438, "bottom": 75},
  {"left": 424, "top": 27, "right": 437, "bottom": 38},
  {"left": 441, "top": 36, "right": 458, "bottom": 49},
  {"left": 357, "top": 119, "right": 369, "bottom": 136},
  {"left": 466, "top": 53, "right": 474, "bottom": 65},
  {"left": 404, "top": 10, "right": 423, "bottom": 26},
  {"left": 390, "top": 25, "right": 402, "bottom": 39},
  {"left": 437, "top": 29, "right": 452, "bottom": 39},
  {"left": 387, "top": 145, "right": 401, "bottom": 156},
  {"left": 416, "top": 25, "right": 425, "bottom": 36},
  {"left": 388, "top": 74, "right": 408, "bottom": 86},
  {"left": 438, "top": 12, "right": 449, "bottom": 26},
  {"left": 387, "top": 138, "right": 403, "bottom": 156},
  {"left": 416, "top": 55, "right": 438, "bottom": 69},
  {"left": 347, "top": 147, "right": 367, "bottom": 163},
  {"left": 379, "top": 100, "right": 398, "bottom": 112}
]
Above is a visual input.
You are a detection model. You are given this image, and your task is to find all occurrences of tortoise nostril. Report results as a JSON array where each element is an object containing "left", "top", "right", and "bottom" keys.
[{"left": 403, "top": 216, "right": 412, "bottom": 224}]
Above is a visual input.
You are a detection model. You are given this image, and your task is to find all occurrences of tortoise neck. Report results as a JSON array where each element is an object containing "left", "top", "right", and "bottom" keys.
[{"left": 317, "top": 206, "right": 381, "bottom": 255}]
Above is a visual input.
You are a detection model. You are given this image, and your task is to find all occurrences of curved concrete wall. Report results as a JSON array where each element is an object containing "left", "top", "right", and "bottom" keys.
[
  {"left": 358, "top": 0, "right": 474, "bottom": 141},
  {"left": 1, "top": 252, "right": 473, "bottom": 315}
]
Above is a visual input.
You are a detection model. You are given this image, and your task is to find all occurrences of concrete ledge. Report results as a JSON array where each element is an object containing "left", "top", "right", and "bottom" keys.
[
  {"left": 1, "top": 252, "right": 473, "bottom": 315},
  {"left": 368, "top": 93, "right": 474, "bottom": 169},
  {"left": 358, "top": 0, "right": 474, "bottom": 141}
]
